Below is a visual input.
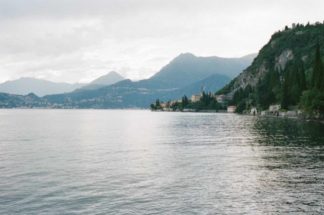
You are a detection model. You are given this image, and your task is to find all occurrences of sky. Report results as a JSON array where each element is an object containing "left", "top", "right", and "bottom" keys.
[{"left": 0, "top": 0, "right": 323, "bottom": 83}]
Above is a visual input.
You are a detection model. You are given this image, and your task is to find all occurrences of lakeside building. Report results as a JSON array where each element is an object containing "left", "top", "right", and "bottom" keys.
[
  {"left": 183, "top": 108, "right": 195, "bottom": 112},
  {"left": 250, "top": 107, "right": 258, "bottom": 115},
  {"left": 215, "top": 94, "right": 226, "bottom": 103},
  {"left": 269, "top": 104, "right": 281, "bottom": 116},
  {"left": 261, "top": 111, "right": 268, "bottom": 116},
  {"left": 269, "top": 104, "right": 281, "bottom": 113},
  {"left": 160, "top": 103, "right": 168, "bottom": 108},
  {"left": 170, "top": 101, "right": 177, "bottom": 106},
  {"left": 227, "top": 106, "right": 237, "bottom": 113},
  {"left": 191, "top": 94, "right": 202, "bottom": 102}
]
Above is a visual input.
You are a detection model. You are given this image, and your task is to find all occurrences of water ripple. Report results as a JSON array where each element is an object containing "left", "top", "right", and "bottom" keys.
[{"left": 0, "top": 110, "right": 323, "bottom": 214}]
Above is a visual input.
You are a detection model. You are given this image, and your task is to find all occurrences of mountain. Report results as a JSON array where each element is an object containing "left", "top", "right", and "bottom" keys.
[
  {"left": 218, "top": 22, "right": 324, "bottom": 114},
  {"left": 150, "top": 53, "right": 255, "bottom": 88},
  {"left": 0, "top": 77, "right": 84, "bottom": 97},
  {"left": 78, "top": 71, "right": 125, "bottom": 91},
  {"left": 0, "top": 52, "right": 254, "bottom": 108},
  {"left": 158, "top": 74, "right": 231, "bottom": 101},
  {"left": 90, "top": 71, "right": 124, "bottom": 85},
  {"left": 43, "top": 73, "right": 231, "bottom": 108},
  {"left": 42, "top": 53, "right": 252, "bottom": 108},
  {"left": 0, "top": 92, "right": 44, "bottom": 108},
  {"left": 0, "top": 72, "right": 125, "bottom": 96}
]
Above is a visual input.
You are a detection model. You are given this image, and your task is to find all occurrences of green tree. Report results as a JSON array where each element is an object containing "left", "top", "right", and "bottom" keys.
[
  {"left": 288, "top": 65, "right": 302, "bottom": 105},
  {"left": 300, "top": 89, "right": 324, "bottom": 114},
  {"left": 181, "top": 95, "right": 189, "bottom": 107},
  {"left": 256, "top": 70, "right": 276, "bottom": 109},
  {"left": 297, "top": 63, "right": 307, "bottom": 92},
  {"left": 150, "top": 103, "right": 156, "bottom": 110},
  {"left": 311, "top": 43, "right": 324, "bottom": 90},
  {"left": 155, "top": 99, "right": 161, "bottom": 109},
  {"left": 269, "top": 69, "right": 281, "bottom": 102},
  {"left": 281, "top": 70, "right": 290, "bottom": 109},
  {"left": 300, "top": 44, "right": 324, "bottom": 115}
]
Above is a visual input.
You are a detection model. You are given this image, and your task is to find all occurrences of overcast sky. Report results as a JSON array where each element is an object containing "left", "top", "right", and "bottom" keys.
[{"left": 0, "top": 0, "right": 323, "bottom": 83}]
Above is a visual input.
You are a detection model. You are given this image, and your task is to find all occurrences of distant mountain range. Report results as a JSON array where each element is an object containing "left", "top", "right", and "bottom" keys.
[
  {"left": 0, "top": 52, "right": 255, "bottom": 108},
  {"left": 0, "top": 77, "right": 85, "bottom": 97},
  {"left": 43, "top": 73, "right": 232, "bottom": 108},
  {"left": 150, "top": 53, "right": 255, "bottom": 88},
  {"left": 0, "top": 71, "right": 125, "bottom": 96}
]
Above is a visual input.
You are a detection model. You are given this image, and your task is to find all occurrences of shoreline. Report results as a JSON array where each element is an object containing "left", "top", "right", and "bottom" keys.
[
  {"left": 1, "top": 107, "right": 323, "bottom": 123},
  {"left": 248, "top": 112, "right": 324, "bottom": 124},
  {"left": 152, "top": 108, "right": 324, "bottom": 124}
]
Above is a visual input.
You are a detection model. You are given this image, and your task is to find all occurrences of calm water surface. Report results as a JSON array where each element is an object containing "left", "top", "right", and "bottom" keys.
[{"left": 0, "top": 110, "right": 323, "bottom": 214}]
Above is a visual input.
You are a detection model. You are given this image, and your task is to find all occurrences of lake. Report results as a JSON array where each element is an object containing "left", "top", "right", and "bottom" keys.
[{"left": 0, "top": 110, "right": 323, "bottom": 214}]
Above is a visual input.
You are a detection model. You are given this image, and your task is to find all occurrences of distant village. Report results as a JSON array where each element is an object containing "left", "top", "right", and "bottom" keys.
[
  {"left": 150, "top": 92, "right": 238, "bottom": 113},
  {"left": 151, "top": 91, "right": 302, "bottom": 118}
]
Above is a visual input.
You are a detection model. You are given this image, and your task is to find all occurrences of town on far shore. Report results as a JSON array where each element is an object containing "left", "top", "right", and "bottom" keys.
[
  {"left": 150, "top": 90, "right": 237, "bottom": 113},
  {"left": 150, "top": 90, "right": 302, "bottom": 118}
]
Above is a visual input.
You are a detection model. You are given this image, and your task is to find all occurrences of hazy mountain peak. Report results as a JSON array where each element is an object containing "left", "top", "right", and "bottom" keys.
[
  {"left": 5, "top": 77, "right": 41, "bottom": 83},
  {"left": 175, "top": 52, "right": 196, "bottom": 59},
  {"left": 90, "top": 71, "right": 124, "bottom": 85},
  {"left": 150, "top": 52, "right": 255, "bottom": 88},
  {"left": 0, "top": 77, "right": 84, "bottom": 96},
  {"left": 17, "top": 77, "right": 35, "bottom": 81},
  {"left": 73, "top": 71, "right": 125, "bottom": 92}
]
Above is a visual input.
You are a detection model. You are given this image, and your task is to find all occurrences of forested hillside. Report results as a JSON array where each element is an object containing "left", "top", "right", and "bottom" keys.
[{"left": 218, "top": 22, "right": 324, "bottom": 116}]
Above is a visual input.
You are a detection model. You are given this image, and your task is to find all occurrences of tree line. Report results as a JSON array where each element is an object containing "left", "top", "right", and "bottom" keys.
[{"left": 150, "top": 92, "right": 225, "bottom": 111}]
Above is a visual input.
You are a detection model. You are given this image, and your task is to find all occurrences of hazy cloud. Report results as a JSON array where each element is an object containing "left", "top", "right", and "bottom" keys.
[{"left": 0, "top": 0, "right": 323, "bottom": 83}]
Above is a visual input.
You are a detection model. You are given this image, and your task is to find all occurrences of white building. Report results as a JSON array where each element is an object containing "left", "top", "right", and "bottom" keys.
[
  {"left": 227, "top": 106, "right": 236, "bottom": 113},
  {"left": 216, "top": 94, "right": 226, "bottom": 103},
  {"left": 250, "top": 107, "right": 258, "bottom": 115},
  {"left": 160, "top": 103, "right": 168, "bottom": 108},
  {"left": 191, "top": 94, "right": 201, "bottom": 102},
  {"left": 269, "top": 104, "right": 281, "bottom": 112}
]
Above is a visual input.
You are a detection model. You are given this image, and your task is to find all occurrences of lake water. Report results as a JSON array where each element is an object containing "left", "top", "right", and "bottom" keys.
[{"left": 0, "top": 110, "right": 323, "bottom": 214}]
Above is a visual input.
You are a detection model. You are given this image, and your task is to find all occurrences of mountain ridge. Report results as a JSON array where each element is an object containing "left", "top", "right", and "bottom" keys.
[
  {"left": 0, "top": 77, "right": 85, "bottom": 97},
  {"left": 75, "top": 71, "right": 125, "bottom": 91},
  {"left": 0, "top": 52, "right": 255, "bottom": 108},
  {"left": 150, "top": 52, "right": 255, "bottom": 88}
]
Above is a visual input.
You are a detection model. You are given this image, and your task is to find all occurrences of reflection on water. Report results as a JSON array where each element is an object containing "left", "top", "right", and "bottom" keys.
[
  {"left": 253, "top": 117, "right": 324, "bottom": 146},
  {"left": 250, "top": 117, "right": 324, "bottom": 214},
  {"left": 0, "top": 110, "right": 323, "bottom": 214}
]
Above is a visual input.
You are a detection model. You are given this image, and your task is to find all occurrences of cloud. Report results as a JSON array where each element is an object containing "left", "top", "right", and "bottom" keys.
[{"left": 0, "top": 0, "right": 323, "bottom": 83}]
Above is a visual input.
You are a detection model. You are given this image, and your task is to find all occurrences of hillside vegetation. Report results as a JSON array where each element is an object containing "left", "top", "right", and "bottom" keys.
[{"left": 218, "top": 22, "right": 324, "bottom": 117}]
